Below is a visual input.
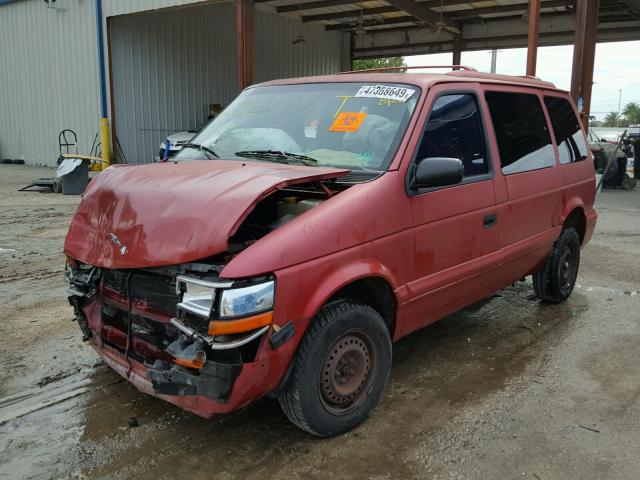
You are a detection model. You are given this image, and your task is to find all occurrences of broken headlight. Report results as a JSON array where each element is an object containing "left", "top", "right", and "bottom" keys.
[
  {"left": 219, "top": 280, "right": 275, "bottom": 319},
  {"left": 175, "top": 276, "right": 274, "bottom": 342},
  {"left": 176, "top": 276, "right": 232, "bottom": 319}
]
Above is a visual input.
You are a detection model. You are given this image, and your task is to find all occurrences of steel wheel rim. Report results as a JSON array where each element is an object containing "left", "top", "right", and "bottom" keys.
[
  {"left": 559, "top": 243, "right": 578, "bottom": 293},
  {"left": 318, "top": 330, "right": 377, "bottom": 416}
]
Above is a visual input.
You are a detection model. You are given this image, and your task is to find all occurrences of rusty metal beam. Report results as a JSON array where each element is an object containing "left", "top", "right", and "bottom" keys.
[
  {"left": 326, "top": 15, "right": 415, "bottom": 30},
  {"left": 277, "top": 0, "right": 474, "bottom": 14},
  {"left": 354, "top": 40, "right": 452, "bottom": 58},
  {"left": 570, "top": 0, "right": 600, "bottom": 125},
  {"left": 526, "top": 0, "right": 541, "bottom": 75},
  {"left": 451, "top": 0, "right": 565, "bottom": 18},
  {"left": 303, "top": 6, "right": 397, "bottom": 22},
  {"left": 375, "top": 0, "right": 440, "bottom": 27},
  {"left": 306, "top": 0, "right": 565, "bottom": 23},
  {"left": 452, "top": 24, "right": 462, "bottom": 66},
  {"left": 237, "top": 0, "right": 254, "bottom": 91},
  {"left": 353, "top": 22, "right": 635, "bottom": 58}
]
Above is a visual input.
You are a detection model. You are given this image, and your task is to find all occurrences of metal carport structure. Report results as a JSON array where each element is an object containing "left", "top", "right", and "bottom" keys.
[
  {"left": 244, "top": 0, "right": 640, "bottom": 126},
  {"left": 2, "top": 0, "right": 640, "bottom": 165}
]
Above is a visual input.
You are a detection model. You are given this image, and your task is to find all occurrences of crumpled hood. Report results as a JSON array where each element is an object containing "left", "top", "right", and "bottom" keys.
[{"left": 64, "top": 160, "right": 348, "bottom": 269}]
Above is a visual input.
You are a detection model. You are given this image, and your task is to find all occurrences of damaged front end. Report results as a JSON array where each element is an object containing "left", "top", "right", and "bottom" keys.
[
  {"left": 65, "top": 259, "right": 282, "bottom": 406},
  {"left": 63, "top": 161, "right": 351, "bottom": 414}
]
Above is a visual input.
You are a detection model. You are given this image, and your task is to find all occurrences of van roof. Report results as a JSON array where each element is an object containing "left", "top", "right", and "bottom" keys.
[{"left": 258, "top": 67, "right": 560, "bottom": 92}]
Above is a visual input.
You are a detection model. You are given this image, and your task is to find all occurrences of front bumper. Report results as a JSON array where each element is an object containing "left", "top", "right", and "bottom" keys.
[
  {"left": 81, "top": 296, "right": 297, "bottom": 418},
  {"left": 93, "top": 338, "right": 273, "bottom": 417}
]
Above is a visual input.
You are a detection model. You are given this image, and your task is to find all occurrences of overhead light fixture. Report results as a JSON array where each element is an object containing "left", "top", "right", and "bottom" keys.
[
  {"left": 432, "top": 0, "right": 460, "bottom": 34},
  {"left": 292, "top": 0, "right": 307, "bottom": 44},
  {"left": 292, "top": 34, "right": 306, "bottom": 45},
  {"left": 355, "top": 7, "right": 367, "bottom": 36}
]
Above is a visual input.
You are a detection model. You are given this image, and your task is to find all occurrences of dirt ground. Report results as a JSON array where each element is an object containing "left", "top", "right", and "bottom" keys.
[{"left": 0, "top": 164, "right": 639, "bottom": 480}]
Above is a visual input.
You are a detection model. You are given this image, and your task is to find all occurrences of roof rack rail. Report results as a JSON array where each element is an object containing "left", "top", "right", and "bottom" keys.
[{"left": 338, "top": 65, "right": 477, "bottom": 74}]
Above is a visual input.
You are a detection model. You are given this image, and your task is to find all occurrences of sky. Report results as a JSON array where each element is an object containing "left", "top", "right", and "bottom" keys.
[{"left": 404, "top": 40, "right": 640, "bottom": 121}]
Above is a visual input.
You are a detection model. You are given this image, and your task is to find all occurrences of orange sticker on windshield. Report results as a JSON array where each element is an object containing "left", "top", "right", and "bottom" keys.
[{"left": 329, "top": 112, "right": 367, "bottom": 132}]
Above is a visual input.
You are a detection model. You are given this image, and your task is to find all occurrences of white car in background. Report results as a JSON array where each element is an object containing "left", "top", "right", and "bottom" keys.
[
  {"left": 591, "top": 128, "right": 624, "bottom": 143},
  {"left": 158, "top": 120, "right": 210, "bottom": 160}
]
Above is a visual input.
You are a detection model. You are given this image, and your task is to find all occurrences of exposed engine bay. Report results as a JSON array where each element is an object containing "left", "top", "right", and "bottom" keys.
[{"left": 226, "top": 181, "right": 339, "bottom": 255}]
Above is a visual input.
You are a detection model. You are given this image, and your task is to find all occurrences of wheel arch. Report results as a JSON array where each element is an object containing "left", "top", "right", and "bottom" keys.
[
  {"left": 327, "top": 277, "right": 397, "bottom": 336},
  {"left": 300, "top": 260, "right": 400, "bottom": 337},
  {"left": 275, "top": 262, "right": 398, "bottom": 398},
  {"left": 561, "top": 203, "right": 587, "bottom": 245}
]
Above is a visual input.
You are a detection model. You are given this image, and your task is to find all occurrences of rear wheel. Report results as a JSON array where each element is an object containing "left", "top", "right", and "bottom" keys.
[
  {"left": 533, "top": 227, "right": 580, "bottom": 303},
  {"left": 278, "top": 300, "right": 391, "bottom": 437}
]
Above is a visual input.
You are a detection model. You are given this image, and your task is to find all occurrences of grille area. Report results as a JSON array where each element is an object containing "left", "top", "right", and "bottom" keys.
[{"left": 103, "top": 269, "right": 178, "bottom": 315}]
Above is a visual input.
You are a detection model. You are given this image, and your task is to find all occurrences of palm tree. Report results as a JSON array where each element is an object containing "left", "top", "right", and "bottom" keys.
[
  {"left": 603, "top": 111, "right": 622, "bottom": 127},
  {"left": 622, "top": 101, "right": 640, "bottom": 126}
]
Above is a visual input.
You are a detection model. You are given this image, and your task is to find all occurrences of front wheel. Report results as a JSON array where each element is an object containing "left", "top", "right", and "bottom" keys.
[
  {"left": 533, "top": 227, "right": 581, "bottom": 303},
  {"left": 278, "top": 300, "right": 392, "bottom": 437}
]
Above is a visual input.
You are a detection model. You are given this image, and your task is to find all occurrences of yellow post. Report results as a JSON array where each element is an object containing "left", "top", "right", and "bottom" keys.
[{"left": 99, "top": 117, "right": 111, "bottom": 170}]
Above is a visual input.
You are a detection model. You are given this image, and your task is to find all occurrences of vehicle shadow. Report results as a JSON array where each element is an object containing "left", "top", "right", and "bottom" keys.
[{"left": 78, "top": 281, "right": 588, "bottom": 479}]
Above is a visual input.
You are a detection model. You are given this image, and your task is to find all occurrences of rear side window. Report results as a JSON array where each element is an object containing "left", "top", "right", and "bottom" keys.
[
  {"left": 485, "top": 92, "right": 554, "bottom": 174},
  {"left": 544, "top": 96, "right": 588, "bottom": 164},
  {"left": 416, "top": 93, "right": 489, "bottom": 177}
]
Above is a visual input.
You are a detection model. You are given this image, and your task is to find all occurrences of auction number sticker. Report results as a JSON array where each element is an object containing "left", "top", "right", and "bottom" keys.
[{"left": 355, "top": 85, "right": 415, "bottom": 103}]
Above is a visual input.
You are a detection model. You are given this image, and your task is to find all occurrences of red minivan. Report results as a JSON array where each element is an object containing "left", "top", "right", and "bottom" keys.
[{"left": 64, "top": 68, "right": 597, "bottom": 436}]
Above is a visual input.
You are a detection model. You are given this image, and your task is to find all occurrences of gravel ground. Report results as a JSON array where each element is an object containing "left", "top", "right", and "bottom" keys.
[{"left": 0, "top": 164, "right": 638, "bottom": 480}]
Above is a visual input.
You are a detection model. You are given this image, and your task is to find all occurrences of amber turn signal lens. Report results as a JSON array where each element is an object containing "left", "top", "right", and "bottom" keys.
[
  {"left": 208, "top": 311, "right": 273, "bottom": 336},
  {"left": 174, "top": 351, "right": 206, "bottom": 369}
]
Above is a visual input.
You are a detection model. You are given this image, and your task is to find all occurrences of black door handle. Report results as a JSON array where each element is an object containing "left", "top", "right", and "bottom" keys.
[{"left": 483, "top": 213, "right": 497, "bottom": 228}]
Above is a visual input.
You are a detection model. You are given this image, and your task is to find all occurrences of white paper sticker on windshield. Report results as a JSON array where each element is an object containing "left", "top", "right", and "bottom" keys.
[{"left": 355, "top": 85, "right": 416, "bottom": 103}]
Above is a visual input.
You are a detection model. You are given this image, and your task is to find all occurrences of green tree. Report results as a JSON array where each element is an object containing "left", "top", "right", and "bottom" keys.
[
  {"left": 622, "top": 101, "right": 640, "bottom": 126},
  {"left": 603, "top": 111, "right": 622, "bottom": 127},
  {"left": 352, "top": 57, "right": 406, "bottom": 71}
]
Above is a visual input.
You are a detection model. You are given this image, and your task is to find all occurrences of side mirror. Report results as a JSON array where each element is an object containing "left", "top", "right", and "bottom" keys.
[{"left": 413, "top": 157, "right": 464, "bottom": 189}]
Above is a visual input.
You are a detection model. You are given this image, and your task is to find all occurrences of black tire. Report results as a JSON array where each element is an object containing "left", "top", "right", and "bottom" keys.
[
  {"left": 1, "top": 159, "right": 12, "bottom": 164},
  {"left": 533, "top": 227, "right": 580, "bottom": 303},
  {"left": 53, "top": 179, "right": 62, "bottom": 194},
  {"left": 278, "top": 300, "right": 392, "bottom": 437},
  {"left": 12, "top": 159, "right": 25, "bottom": 165}
]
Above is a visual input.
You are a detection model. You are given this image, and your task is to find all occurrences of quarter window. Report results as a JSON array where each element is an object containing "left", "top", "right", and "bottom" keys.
[
  {"left": 415, "top": 94, "right": 489, "bottom": 178},
  {"left": 485, "top": 92, "right": 555, "bottom": 174},
  {"left": 544, "top": 97, "right": 588, "bottom": 164}
]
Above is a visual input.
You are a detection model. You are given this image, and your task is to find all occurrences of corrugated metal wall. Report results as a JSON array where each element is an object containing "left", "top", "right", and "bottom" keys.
[
  {"left": 0, "top": 0, "right": 100, "bottom": 165},
  {"left": 109, "top": 5, "right": 237, "bottom": 164},
  {"left": 110, "top": 3, "right": 343, "bottom": 163}
]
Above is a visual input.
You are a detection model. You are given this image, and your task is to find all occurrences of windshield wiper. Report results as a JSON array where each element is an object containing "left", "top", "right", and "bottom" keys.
[
  {"left": 182, "top": 142, "right": 219, "bottom": 159},
  {"left": 234, "top": 150, "right": 318, "bottom": 166}
]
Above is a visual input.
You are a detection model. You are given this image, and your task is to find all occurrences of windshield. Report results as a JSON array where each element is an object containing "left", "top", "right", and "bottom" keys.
[{"left": 174, "top": 82, "right": 419, "bottom": 171}]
